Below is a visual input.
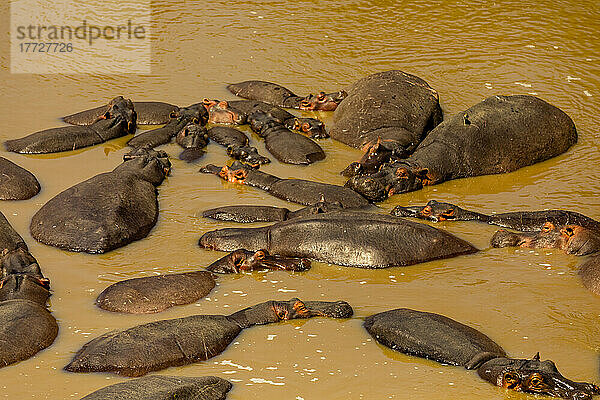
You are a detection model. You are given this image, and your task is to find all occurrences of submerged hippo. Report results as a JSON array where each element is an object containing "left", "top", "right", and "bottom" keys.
[
  {"left": 199, "top": 211, "right": 478, "bottom": 268},
  {"left": 347, "top": 95, "right": 577, "bottom": 202},
  {"left": 198, "top": 99, "right": 247, "bottom": 125},
  {"left": 0, "top": 211, "right": 57, "bottom": 369},
  {"left": 227, "top": 100, "right": 327, "bottom": 139},
  {"left": 206, "top": 126, "right": 270, "bottom": 167},
  {"left": 65, "top": 298, "right": 353, "bottom": 376},
  {"left": 30, "top": 148, "right": 170, "bottom": 253},
  {"left": 200, "top": 161, "right": 368, "bottom": 208},
  {"left": 63, "top": 100, "right": 179, "bottom": 126},
  {"left": 0, "top": 157, "right": 40, "bottom": 200},
  {"left": 227, "top": 80, "right": 347, "bottom": 111},
  {"left": 127, "top": 104, "right": 208, "bottom": 149},
  {"left": 578, "top": 256, "right": 600, "bottom": 296},
  {"left": 202, "top": 198, "right": 346, "bottom": 223},
  {"left": 175, "top": 124, "right": 210, "bottom": 162},
  {"left": 96, "top": 249, "right": 309, "bottom": 314},
  {"left": 364, "top": 308, "right": 600, "bottom": 399},
  {"left": 392, "top": 200, "right": 600, "bottom": 233},
  {"left": 5, "top": 96, "right": 137, "bottom": 154},
  {"left": 80, "top": 375, "right": 232, "bottom": 400},
  {"left": 248, "top": 111, "right": 325, "bottom": 165},
  {"left": 330, "top": 70, "right": 442, "bottom": 152}
]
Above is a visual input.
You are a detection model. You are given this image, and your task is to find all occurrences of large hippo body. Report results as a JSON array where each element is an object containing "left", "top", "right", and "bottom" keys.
[
  {"left": 63, "top": 101, "right": 180, "bottom": 126},
  {"left": 200, "top": 211, "right": 478, "bottom": 268},
  {"left": 0, "top": 212, "right": 27, "bottom": 251},
  {"left": 5, "top": 97, "right": 137, "bottom": 154},
  {"left": 330, "top": 70, "right": 442, "bottom": 150},
  {"left": 30, "top": 149, "right": 170, "bottom": 253},
  {"left": 202, "top": 200, "right": 346, "bottom": 223},
  {"left": 80, "top": 375, "right": 232, "bottom": 400},
  {"left": 65, "top": 299, "right": 353, "bottom": 376},
  {"left": 0, "top": 157, "right": 40, "bottom": 200},
  {"left": 348, "top": 95, "right": 577, "bottom": 202}
]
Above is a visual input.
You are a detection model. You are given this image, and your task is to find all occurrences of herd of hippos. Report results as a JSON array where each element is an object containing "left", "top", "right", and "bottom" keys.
[{"left": 2, "top": 69, "right": 600, "bottom": 399}]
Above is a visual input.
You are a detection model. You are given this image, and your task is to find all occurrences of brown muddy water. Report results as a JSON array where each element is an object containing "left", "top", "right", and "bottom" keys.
[{"left": 1, "top": 1, "right": 600, "bottom": 399}]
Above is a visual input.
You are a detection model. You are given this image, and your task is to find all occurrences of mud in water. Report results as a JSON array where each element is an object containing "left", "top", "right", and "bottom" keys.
[{"left": 1, "top": 1, "right": 600, "bottom": 399}]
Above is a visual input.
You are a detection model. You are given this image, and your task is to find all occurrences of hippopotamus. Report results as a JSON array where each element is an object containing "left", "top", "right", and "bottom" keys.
[
  {"left": 80, "top": 375, "right": 232, "bottom": 400},
  {"left": 227, "top": 80, "right": 347, "bottom": 111},
  {"left": 248, "top": 111, "right": 325, "bottom": 165},
  {"left": 30, "top": 147, "right": 170, "bottom": 253},
  {"left": 202, "top": 198, "right": 346, "bottom": 223},
  {"left": 63, "top": 100, "right": 180, "bottom": 126},
  {"left": 127, "top": 105, "right": 208, "bottom": 149},
  {"left": 392, "top": 200, "right": 600, "bottom": 233},
  {"left": 364, "top": 308, "right": 600, "bottom": 399},
  {"left": 64, "top": 298, "right": 353, "bottom": 376},
  {"left": 95, "top": 249, "right": 310, "bottom": 314},
  {"left": 330, "top": 70, "right": 442, "bottom": 152},
  {"left": 0, "top": 157, "right": 40, "bottom": 200},
  {"left": 5, "top": 96, "right": 137, "bottom": 154},
  {"left": 199, "top": 211, "right": 478, "bottom": 268},
  {"left": 578, "top": 256, "right": 600, "bottom": 296},
  {"left": 347, "top": 95, "right": 577, "bottom": 202},
  {"left": 491, "top": 222, "right": 600, "bottom": 256},
  {"left": 227, "top": 100, "right": 328, "bottom": 139},
  {"left": 206, "top": 126, "right": 270, "bottom": 167},
  {"left": 198, "top": 99, "right": 247, "bottom": 125},
  {"left": 341, "top": 138, "right": 400, "bottom": 177},
  {"left": 0, "top": 211, "right": 57, "bottom": 369},
  {"left": 175, "top": 124, "right": 210, "bottom": 162},
  {"left": 200, "top": 161, "right": 368, "bottom": 208}
]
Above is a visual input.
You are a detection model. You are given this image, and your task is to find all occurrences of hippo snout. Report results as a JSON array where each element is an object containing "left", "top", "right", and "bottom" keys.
[{"left": 490, "top": 229, "right": 525, "bottom": 248}]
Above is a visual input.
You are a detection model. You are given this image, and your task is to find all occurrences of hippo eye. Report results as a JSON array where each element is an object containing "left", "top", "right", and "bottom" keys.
[
  {"left": 301, "top": 122, "right": 311, "bottom": 132},
  {"left": 254, "top": 250, "right": 266, "bottom": 260},
  {"left": 170, "top": 111, "right": 178, "bottom": 118},
  {"left": 526, "top": 374, "right": 547, "bottom": 391},
  {"left": 317, "top": 92, "right": 326, "bottom": 101},
  {"left": 564, "top": 227, "right": 575, "bottom": 237},
  {"left": 542, "top": 222, "right": 554, "bottom": 232}
]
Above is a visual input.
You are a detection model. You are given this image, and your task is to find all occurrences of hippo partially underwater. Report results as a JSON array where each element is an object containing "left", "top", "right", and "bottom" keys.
[
  {"left": 347, "top": 95, "right": 577, "bottom": 202},
  {"left": 364, "top": 308, "right": 600, "bottom": 399},
  {"left": 63, "top": 100, "right": 179, "bottom": 126},
  {"left": 65, "top": 298, "right": 353, "bottom": 376},
  {"left": 5, "top": 96, "right": 137, "bottom": 154},
  {"left": 200, "top": 211, "right": 478, "bottom": 268},
  {"left": 30, "top": 147, "right": 170, "bottom": 253},
  {"left": 79, "top": 375, "right": 232, "bottom": 400},
  {"left": 0, "top": 211, "right": 57, "bottom": 369},
  {"left": 0, "top": 157, "right": 40, "bottom": 200},
  {"left": 96, "top": 249, "right": 310, "bottom": 314}
]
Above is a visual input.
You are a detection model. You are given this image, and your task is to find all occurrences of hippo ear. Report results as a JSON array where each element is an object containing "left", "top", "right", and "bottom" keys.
[
  {"left": 532, "top": 352, "right": 540, "bottom": 361},
  {"left": 218, "top": 101, "right": 229, "bottom": 108},
  {"left": 395, "top": 167, "right": 410, "bottom": 179},
  {"left": 415, "top": 168, "right": 430, "bottom": 180}
]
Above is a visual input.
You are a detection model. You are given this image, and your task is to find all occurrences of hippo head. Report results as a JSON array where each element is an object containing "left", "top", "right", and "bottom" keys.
[
  {"left": 95, "top": 96, "right": 137, "bottom": 134},
  {"left": 0, "top": 247, "right": 50, "bottom": 304},
  {"left": 299, "top": 90, "right": 348, "bottom": 111},
  {"left": 248, "top": 111, "right": 282, "bottom": 137},
  {"left": 176, "top": 124, "right": 209, "bottom": 149},
  {"left": 228, "top": 298, "right": 354, "bottom": 328},
  {"left": 345, "top": 164, "right": 428, "bottom": 202},
  {"left": 170, "top": 104, "right": 209, "bottom": 127},
  {"left": 206, "top": 249, "right": 311, "bottom": 274},
  {"left": 226, "top": 145, "right": 270, "bottom": 167},
  {"left": 122, "top": 147, "right": 171, "bottom": 185},
  {"left": 391, "top": 200, "right": 479, "bottom": 222},
  {"left": 341, "top": 138, "right": 402, "bottom": 177},
  {"left": 202, "top": 99, "right": 247, "bottom": 125},
  {"left": 285, "top": 117, "right": 328, "bottom": 139},
  {"left": 491, "top": 222, "right": 600, "bottom": 256},
  {"left": 477, "top": 354, "right": 600, "bottom": 399}
]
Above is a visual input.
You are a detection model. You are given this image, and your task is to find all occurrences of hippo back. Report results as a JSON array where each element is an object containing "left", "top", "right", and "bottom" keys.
[
  {"left": 364, "top": 308, "right": 506, "bottom": 368},
  {"left": 0, "top": 211, "right": 27, "bottom": 251}
]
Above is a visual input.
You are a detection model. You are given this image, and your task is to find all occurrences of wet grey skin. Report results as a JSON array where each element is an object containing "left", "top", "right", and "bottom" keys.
[
  {"left": 127, "top": 104, "right": 209, "bottom": 149},
  {"left": 578, "top": 255, "right": 600, "bottom": 296},
  {"left": 248, "top": 111, "right": 325, "bottom": 165},
  {"left": 391, "top": 200, "right": 600, "bottom": 233},
  {"left": 364, "top": 308, "right": 600, "bottom": 400},
  {"left": 5, "top": 96, "right": 137, "bottom": 154},
  {"left": 206, "top": 249, "right": 311, "bottom": 273},
  {"left": 0, "top": 211, "right": 57, "bottom": 369},
  {"left": 206, "top": 126, "right": 270, "bottom": 167},
  {"left": 346, "top": 95, "right": 577, "bottom": 202},
  {"left": 200, "top": 161, "right": 369, "bottom": 208},
  {"left": 227, "top": 99, "right": 328, "bottom": 139},
  {"left": 199, "top": 211, "right": 478, "bottom": 269},
  {"left": 30, "top": 147, "right": 171, "bottom": 254},
  {"left": 96, "top": 271, "right": 216, "bottom": 314},
  {"left": 331, "top": 70, "right": 443, "bottom": 151},
  {"left": 202, "top": 198, "right": 348, "bottom": 223},
  {"left": 227, "top": 80, "right": 347, "bottom": 111},
  {"left": 0, "top": 157, "right": 40, "bottom": 200},
  {"left": 64, "top": 298, "right": 353, "bottom": 377},
  {"left": 341, "top": 138, "right": 408, "bottom": 178},
  {"left": 79, "top": 375, "right": 232, "bottom": 400},
  {"left": 176, "top": 123, "right": 210, "bottom": 162},
  {"left": 63, "top": 101, "right": 180, "bottom": 126}
]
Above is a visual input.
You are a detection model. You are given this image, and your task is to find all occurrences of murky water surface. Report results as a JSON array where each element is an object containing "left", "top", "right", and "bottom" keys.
[{"left": 1, "top": 1, "right": 599, "bottom": 398}]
